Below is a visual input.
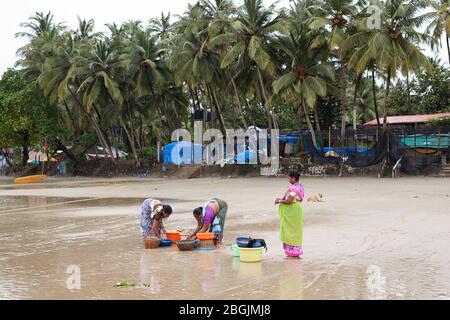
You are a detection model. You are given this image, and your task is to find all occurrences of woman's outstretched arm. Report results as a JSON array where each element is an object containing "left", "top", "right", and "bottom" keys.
[
  {"left": 188, "top": 221, "right": 203, "bottom": 239},
  {"left": 151, "top": 218, "right": 162, "bottom": 239}
]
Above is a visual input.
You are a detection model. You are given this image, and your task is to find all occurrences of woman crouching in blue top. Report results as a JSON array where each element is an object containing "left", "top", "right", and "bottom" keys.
[{"left": 188, "top": 198, "right": 228, "bottom": 245}]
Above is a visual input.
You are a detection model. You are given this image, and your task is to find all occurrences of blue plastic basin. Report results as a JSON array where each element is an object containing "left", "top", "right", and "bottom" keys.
[
  {"left": 236, "top": 237, "right": 251, "bottom": 248},
  {"left": 251, "top": 241, "right": 264, "bottom": 248},
  {"left": 160, "top": 240, "right": 173, "bottom": 247}
]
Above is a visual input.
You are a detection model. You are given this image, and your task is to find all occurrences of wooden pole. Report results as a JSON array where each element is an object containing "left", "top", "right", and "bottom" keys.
[
  {"left": 157, "top": 141, "right": 161, "bottom": 164},
  {"left": 438, "top": 128, "right": 441, "bottom": 150},
  {"left": 42, "top": 139, "right": 48, "bottom": 176},
  {"left": 41, "top": 154, "right": 45, "bottom": 176}
]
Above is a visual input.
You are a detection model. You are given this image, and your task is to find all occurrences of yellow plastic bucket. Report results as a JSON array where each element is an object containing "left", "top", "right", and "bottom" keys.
[{"left": 238, "top": 247, "right": 264, "bottom": 263}]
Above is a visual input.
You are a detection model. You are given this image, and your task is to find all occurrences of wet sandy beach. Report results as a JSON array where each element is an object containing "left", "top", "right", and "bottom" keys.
[{"left": 0, "top": 176, "right": 449, "bottom": 300}]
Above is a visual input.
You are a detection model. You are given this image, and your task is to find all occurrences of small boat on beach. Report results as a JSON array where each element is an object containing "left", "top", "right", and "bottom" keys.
[{"left": 14, "top": 175, "right": 46, "bottom": 184}]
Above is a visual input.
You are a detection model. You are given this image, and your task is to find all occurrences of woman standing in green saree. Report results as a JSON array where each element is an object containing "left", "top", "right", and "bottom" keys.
[{"left": 275, "top": 171, "right": 305, "bottom": 258}]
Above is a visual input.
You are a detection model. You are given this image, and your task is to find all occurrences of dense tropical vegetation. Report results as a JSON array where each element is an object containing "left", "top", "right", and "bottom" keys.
[
  {"left": 0, "top": 0, "right": 449, "bottom": 166},
  {"left": 0, "top": 69, "right": 58, "bottom": 166}
]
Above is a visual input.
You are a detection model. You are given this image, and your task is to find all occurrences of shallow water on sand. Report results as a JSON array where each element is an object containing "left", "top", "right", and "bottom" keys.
[{"left": 1, "top": 177, "right": 450, "bottom": 299}]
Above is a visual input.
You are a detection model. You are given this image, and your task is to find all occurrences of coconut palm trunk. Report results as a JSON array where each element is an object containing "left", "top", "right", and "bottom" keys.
[
  {"left": 257, "top": 66, "right": 275, "bottom": 130},
  {"left": 245, "top": 99, "right": 258, "bottom": 128},
  {"left": 301, "top": 93, "right": 318, "bottom": 149},
  {"left": 88, "top": 113, "right": 115, "bottom": 162},
  {"left": 63, "top": 101, "right": 80, "bottom": 137},
  {"left": 108, "top": 128, "right": 120, "bottom": 159},
  {"left": 313, "top": 103, "right": 321, "bottom": 133},
  {"left": 159, "top": 98, "right": 175, "bottom": 133},
  {"left": 231, "top": 102, "right": 237, "bottom": 130},
  {"left": 353, "top": 75, "right": 361, "bottom": 131},
  {"left": 104, "top": 92, "right": 140, "bottom": 166},
  {"left": 21, "top": 132, "right": 30, "bottom": 167},
  {"left": 406, "top": 72, "right": 412, "bottom": 114},
  {"left": 205, "top": 83, "right": 226, "bottom": 134},
  {"left": 231, "top": 78, "right": 248, "bottom": 129},
  {"left": 149, "top": 85, "right": 171, "bottom": 133},
  {"left": 340, "top": 64, "right": 348, "bottom": 149},
  {"left": 383, "top": 70, "right": 392, "bottom": 131},
  {"left": 126, "top": 102, "right": 142, "bottom": 151},
  {"left": 165, "top": 98, "right": 181, "bottom": 130},
  {"left": 211, "top": 85, "right": 227, "bottom": 134},
  {"left": 118, "top": 116, "right": 140, "bottom": 166},
  {"left": 295, "top": 103, "right": 303, "bottom": 128},
  {"left": 67, "top": 88, "right": 115, "bottom": 161},
  {"left": 447, "top": 32, "right": 450, "bottom": 66},
  {"left": 372, "top": 68, "right": 381, "bottom": 134},
  {"left": 188, "top": 87, "right": 199, "bottom": 111}
]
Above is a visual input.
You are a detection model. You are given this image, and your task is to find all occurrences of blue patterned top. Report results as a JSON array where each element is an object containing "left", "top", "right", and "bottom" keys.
[{"left": 140, "top": 198, "right": 162, "bottom": 238}]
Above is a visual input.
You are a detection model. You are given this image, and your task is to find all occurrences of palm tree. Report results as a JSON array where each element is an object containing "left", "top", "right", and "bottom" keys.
[
  {"left": 15, "top": 12, "right": 113, "bottom": 157},
  {"left": 74, "top": 40, "right": 140, "bottom": 165},
  {"left": 16, "top": 29, "right": 60, "bottom": 79},
  {"left": 170, "top": 2, "right": 228, "bottom": 133},
  {"left": 124, "top": 29, "right": 165, "bottom": 97},
  {"left": 106, "top": 23, "right": 124, "bottom": 38},
  {"left": 37, "top": 34, "right": 81, "bottom": 135},
  {"left": 42, "top": 35, "right": 118, "bottom": 161},
  {"left": 220, "top": 0, "right": 283, "bottom": 130},
  {"left": 37, "top": 33, "right": 76, "bottom": 104},
  {"left": 125, "top": 26, "right": 187, "bottom": 133},
  {"left": 16, "top": 11, "right": 65, "bottom": 38},
  {"left": 273, "top": 10, "right": 335, "bottom": 148},
  {"left": 307, "top": 0, "right": 359, "bottom": 146},
  {"left": 75, "top": 17, "right": 102, "bottom": 41},
  {"left": 204, "top": 0, "right": 251, "bottom": 129},
  {"left": 15, "top": 12, "right": 65, "bottom": 79},
  {"left": 347, "top": 77, "right": 382, "bottom": 125},
  {"left": 12, "top": 0, "right": 448, "bottom": 171},
  {"left": 344, "top": 0, "right": 433, "bottom": 130},
  {"left": 427, "top": 0, "right": 450, "bottom": 65},
  {"left": 149, "top": 12, "right": 173, "bottom": 45}
]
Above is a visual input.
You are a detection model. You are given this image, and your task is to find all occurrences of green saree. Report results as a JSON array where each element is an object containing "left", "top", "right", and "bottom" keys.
[{"left": 278, "top": 201, "right": 304, "bottom": 247}]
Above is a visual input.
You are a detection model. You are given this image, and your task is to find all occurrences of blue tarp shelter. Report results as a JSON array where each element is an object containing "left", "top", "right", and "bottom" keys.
[
  {"left": 279, "top": 135, "right": 301, "bottom": 144},
  {"left": 225, "top": 150, "right": 258, "bottom": 164},
  {"left": 163, "top": 141, "right": 204, "bottom": 165}
]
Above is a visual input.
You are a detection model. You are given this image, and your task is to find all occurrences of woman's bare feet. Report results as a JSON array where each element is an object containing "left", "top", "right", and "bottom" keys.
[{"left": 285, "top": 256, "right": 301, "bottom": 260}]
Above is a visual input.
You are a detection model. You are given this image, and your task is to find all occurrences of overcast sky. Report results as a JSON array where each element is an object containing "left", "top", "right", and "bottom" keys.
[{"left": 0, "top": 0, "right": 447, "bottom": 75}]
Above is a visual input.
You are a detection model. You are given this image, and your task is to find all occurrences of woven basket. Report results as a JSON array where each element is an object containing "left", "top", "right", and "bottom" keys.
[
  {"left": 176, "top": 241, "right": 196, "bottom": 251},
  {"left": 144, "top": 238, "right": 161, "bottom": 249}
]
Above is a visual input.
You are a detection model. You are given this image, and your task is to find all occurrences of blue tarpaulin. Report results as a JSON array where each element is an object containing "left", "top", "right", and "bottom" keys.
[
  {"left": 163, "top": 141, "right": 204, "bottom": 165},
  {"left": 279, "top": 135, "right": 300, "bottom": 144},
  {"left": 302, "top": 136, "right": 374, "bottom": 156},
  {"left": 226, "top": 150, "right": 258, "bottom": 164}
]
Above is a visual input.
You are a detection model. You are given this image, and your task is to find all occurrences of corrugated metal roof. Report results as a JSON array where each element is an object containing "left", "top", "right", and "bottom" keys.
[{"left": 365, "top": 112, "right": 450, "bottom": 126}]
